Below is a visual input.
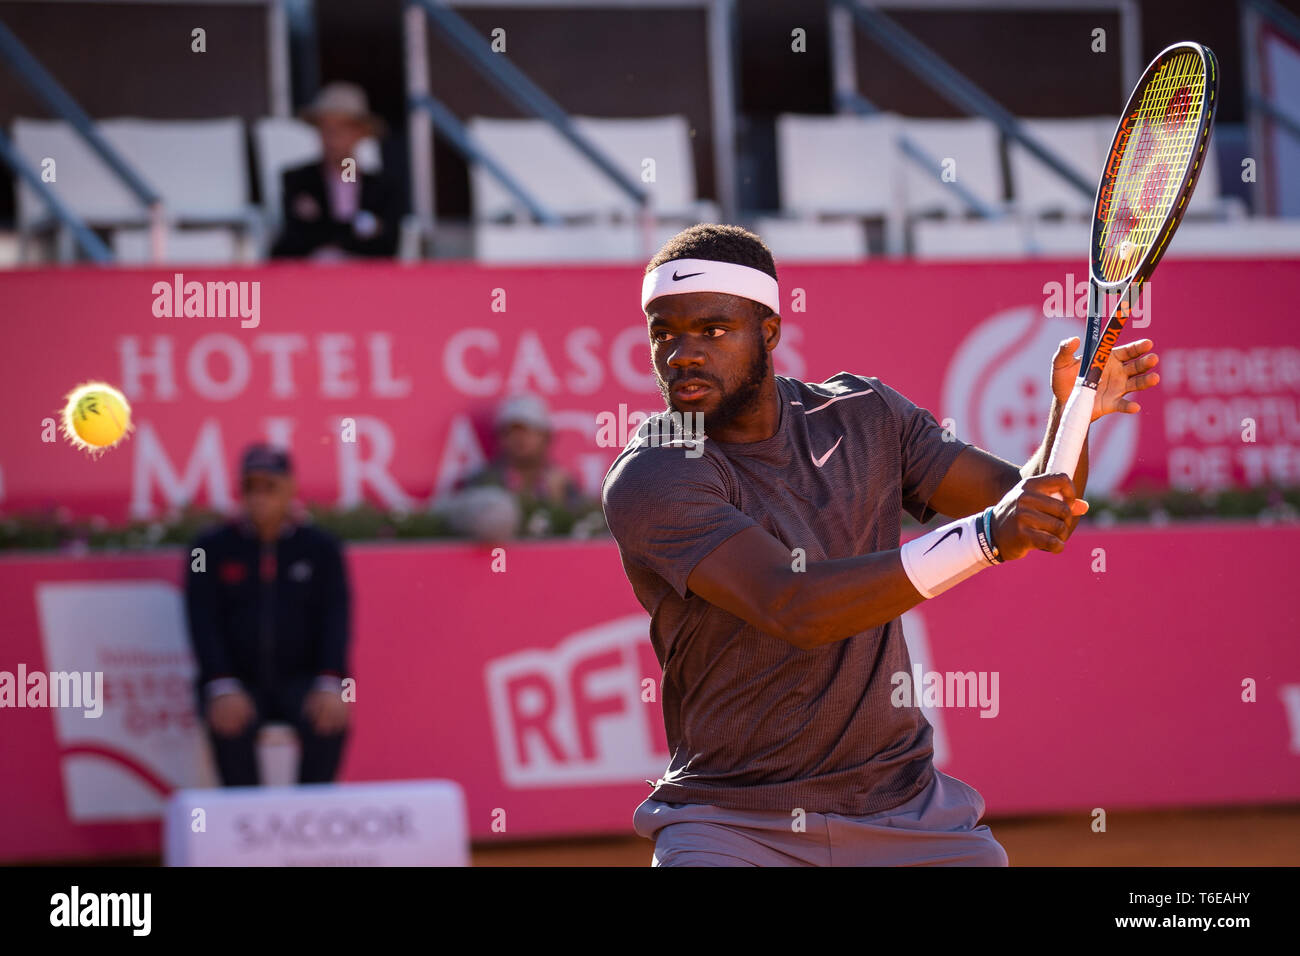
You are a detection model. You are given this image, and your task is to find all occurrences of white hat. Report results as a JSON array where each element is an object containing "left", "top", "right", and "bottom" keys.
[
  {"left": 495, "top": 394, "right": 551, "bottom": 432},
  {"left": 299, "top": 82, "right": 386, "bottom": 137}
]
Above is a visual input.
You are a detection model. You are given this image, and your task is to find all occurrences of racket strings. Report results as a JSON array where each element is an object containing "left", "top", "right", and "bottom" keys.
[{"left": 1097, "top": 51, "right": 1207, "bottom": 281}]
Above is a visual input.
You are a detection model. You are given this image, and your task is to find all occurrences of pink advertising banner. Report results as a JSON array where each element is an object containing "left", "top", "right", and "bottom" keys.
[
  {"left": 1, "top": 259, "right": 1298, "bottom": 524},
  {"left": 0, "top": 527, "right": 1297, "bottom": 863}
]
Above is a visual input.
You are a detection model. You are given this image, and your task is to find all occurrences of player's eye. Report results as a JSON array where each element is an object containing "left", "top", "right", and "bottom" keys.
[
  {"left": 651, "top": 330, "right": 674, "bottom": 343},
  {"left": 703, "top": 326, "right": 727, "bottom": 338}
]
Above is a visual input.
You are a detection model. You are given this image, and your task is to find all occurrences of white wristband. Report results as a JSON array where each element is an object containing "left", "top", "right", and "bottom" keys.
[{"left": 899, "top": 512, "right": 997, "bottom": 599}]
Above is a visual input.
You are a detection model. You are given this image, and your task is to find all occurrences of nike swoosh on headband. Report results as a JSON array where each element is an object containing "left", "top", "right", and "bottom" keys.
[{"left": 642, "top": 259, "right": 781, "bottom": 314}]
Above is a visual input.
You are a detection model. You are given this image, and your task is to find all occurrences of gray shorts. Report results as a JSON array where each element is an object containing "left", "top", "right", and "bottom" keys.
[{"left": 633, "top": 769, "right": 1009, "bottom": 867}]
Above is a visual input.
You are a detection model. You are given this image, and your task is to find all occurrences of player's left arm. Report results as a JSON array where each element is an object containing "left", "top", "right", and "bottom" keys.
[{"left": 928, "top": 336, "right": 1160, "bottom": 519}]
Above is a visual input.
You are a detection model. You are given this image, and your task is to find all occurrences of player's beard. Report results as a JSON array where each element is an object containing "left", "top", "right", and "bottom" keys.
[{"left": 657, "top": 331, "right": 770, "bottom": 435}]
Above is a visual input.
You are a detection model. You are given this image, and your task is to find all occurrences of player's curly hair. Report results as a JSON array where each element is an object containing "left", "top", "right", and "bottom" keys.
[{"left": 646, "top": 224, "right": 778, "bottom": 319}]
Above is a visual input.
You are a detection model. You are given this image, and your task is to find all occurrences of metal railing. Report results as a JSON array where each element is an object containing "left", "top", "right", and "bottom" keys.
[
  {"left": 1241, "top": 0, "right": 1300, "bottom": 216},
  {"left": 0, "top": 126, "right": 111, "bottom": 261},
  {"left": 0, "top": 16, "right": 164, "bottom": 263},
  {"left": 404, "top": 0, "right": 655, "bottom": 253},
  {"left": 832, "top": 0, "right": 1095, "bottom": 202},
  {"left": 410, "top": 93, "right": 559, "bottom": 224},
  {"left": 839, "top": 89, "right": 1002, "bottom": 221}
]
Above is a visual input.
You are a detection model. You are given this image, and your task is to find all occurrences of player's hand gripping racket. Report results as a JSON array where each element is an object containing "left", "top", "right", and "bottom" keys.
[{"left": 1045, "top": 41, "right": 1219, "bottom": 491}]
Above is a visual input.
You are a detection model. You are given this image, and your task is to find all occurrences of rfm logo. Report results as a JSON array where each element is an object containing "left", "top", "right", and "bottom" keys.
[{"left": 484, "top": 616, "right": 669, "bottom": 787}]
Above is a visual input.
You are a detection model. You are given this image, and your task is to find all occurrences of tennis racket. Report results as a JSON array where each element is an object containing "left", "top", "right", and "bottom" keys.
[{"left": 1045, "top": 41, "right": 1219, "bottom": 487}]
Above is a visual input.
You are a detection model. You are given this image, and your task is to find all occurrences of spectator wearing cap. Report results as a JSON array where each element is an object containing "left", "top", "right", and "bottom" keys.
[
  {"left": 461, "top": 394, "right": 586, "bottom": 511},
  {"left": 270, "top": 81, "right": 405, "bottom": 260},
  {"left": 440, "top": 394, "right": 589, "bottom": 541},
  {"left": 184, "top": 444, "right": 352, "bottom": 786}
]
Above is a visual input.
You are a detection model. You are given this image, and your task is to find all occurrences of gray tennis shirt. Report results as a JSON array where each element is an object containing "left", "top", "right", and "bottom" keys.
[{"left": 601, "top": 372, "right": 970, "bottom": 815}]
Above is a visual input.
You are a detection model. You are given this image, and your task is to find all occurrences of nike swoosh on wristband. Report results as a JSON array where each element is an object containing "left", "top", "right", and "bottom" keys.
[
  {"left": 672, "top": 270, "right": 705, "bottom": 280},
  {"left": 922, "top": 526, "right": 963, "bottom": 555},
  {"left": 810, "top": 435, "right": 843, "bottom": 468}
]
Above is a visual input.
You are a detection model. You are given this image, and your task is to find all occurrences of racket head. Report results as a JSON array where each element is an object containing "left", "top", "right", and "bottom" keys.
[{"left": 1090, "top": 42, "right": 1219, "bottom": 288}]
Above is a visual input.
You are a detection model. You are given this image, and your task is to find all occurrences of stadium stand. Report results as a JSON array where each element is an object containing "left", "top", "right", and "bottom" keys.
[
  {"left": 465, "top": 114, "right": 717, "bottom": 262},
  {"left": 12, "top": 116, "right": 260, "bottom": 260},
  {"left": 467, "top": 115, "right": 714, "bottom": 223},
  {"left": 773, "top": 112, "right": 906, "bottom": 255},
  {"left": 1006, "top": 117, "right": 1113, "bottom": 220},
  {"left": 0, "top": 0, "right": 1297, "bottom": 265},
  {"left": 473, "top": 220, "right": 680, "bottom": 263},
  {"left": 896, "top": 116, "right": 1004, "bottom": 219}
]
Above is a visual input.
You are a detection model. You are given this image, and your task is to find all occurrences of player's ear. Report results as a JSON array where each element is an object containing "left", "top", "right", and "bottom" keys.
[{"left": 759, "top": 306, "right": 781, "bottom": 350}]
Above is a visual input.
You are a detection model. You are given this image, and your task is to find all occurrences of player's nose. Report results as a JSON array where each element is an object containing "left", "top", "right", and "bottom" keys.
[{"left": 666, "top": 339, "right": 708, "bottom": 368}]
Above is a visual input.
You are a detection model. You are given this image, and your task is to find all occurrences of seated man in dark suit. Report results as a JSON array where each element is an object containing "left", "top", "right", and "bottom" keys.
[
  {"left": 270, "top": 82, "right": 404, "bottom": 259},
  {"left": 185, "top": 444, "right": 352, "bottom": 785}
]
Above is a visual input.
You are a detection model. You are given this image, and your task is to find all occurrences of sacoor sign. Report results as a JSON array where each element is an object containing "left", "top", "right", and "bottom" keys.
[{"left": 164, "top": 779, "right": 469, "bottom": 867}]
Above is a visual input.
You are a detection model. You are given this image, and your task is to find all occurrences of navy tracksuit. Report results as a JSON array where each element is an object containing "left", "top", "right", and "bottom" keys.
[{"left": 185, "top": 519, "right": 351, "bottom": 785}]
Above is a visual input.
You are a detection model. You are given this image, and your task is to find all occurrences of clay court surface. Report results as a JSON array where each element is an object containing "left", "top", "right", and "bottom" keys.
[
  {"left": 21, "top": 803, "right": 1298, "bottom": 867},
  {"left": 471, "top": 804, "right": 1300, "bottom": 866}
]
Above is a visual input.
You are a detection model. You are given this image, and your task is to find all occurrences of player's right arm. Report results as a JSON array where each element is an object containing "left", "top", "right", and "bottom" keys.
[
  {"left": 687, "top": 471, "right": 1081, "bottom": 651},
  {"left": 685, "top": 527, "right": 920, "bottom": 649},
  {"left": 603, "top": 444, "right": 1082, "bottom": 653}
]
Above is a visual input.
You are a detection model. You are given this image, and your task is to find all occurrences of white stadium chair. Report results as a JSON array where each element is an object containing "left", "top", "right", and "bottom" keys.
[
  {"left": 252, "top": 117, "right": 320, "bottom": 226},
  {"left": 469, "top": 117, "right": 597, "bottom": 219},
  {"left": 475, "top": 221, "right": 642, "bottom": 262},
  {"left": 912, "top": 218, "right": 1034, "bottom": 260},
  {"left": 1183, "top": 137, "right": 1228, "bottom": 219},
  {"left": 897, "top": 117, "right": 1004, "bottom": 219},
  {"left": 1026, "top": 218, "right": 1091, "bottom": 256},
  {"left": 12, "top": 117, "right": 260, "bottom": 262},
  {"left": 750, "top": 215, "right": 868, "bottom": 260},
  {"left": 1162, "top": 218, "right": 1300, "bottom": 257},
  {"left": 467, "top": 114, "right": 713, "bottom": 223},
  {"left": 112, "top": 227, "right": 243, "bottom": 264},
  {"left": 977, "top": 217, "right": 1300, "bottom": 261},
  {"left": 0, "top": 231, "right": 18, "bottom": 268},
  {"left": 14, "top": 117, "right": 141, "bottom": 225},
  {"left": 577, "top": 115, "right": 714, "bottom": 221},
  {"left": 774, "top": 113, "right": 905, "bottom": 240},
  {"left": 1008, "top": 117, "right": 1112, "bottom": 218},
  {"left": 103, "top": 118, "right": 252, "bottom": 224},
  {"left": 774, "top": 113, "right": 1005, "bottom": 254},
  {"left": 1007, "top": 115, "right": 1238, "bottom": 222}
]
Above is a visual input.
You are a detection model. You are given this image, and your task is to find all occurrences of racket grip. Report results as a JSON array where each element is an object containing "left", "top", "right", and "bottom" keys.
[{"left": 1044, "top": 385, "right": 1095, "bottom": 500}]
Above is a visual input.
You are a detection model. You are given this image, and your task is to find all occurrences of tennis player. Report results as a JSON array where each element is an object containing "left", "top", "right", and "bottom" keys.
[{"left": 601, "top": 224, "right": 1160, "bottom": 866}]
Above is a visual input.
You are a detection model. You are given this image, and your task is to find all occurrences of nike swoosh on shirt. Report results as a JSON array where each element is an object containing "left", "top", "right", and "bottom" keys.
[
  {"left": 922, "top": 525, "right": 963, "bottom": 555},
  {"left": 810, "top": 435, "right": 843, "bottom": 468}
]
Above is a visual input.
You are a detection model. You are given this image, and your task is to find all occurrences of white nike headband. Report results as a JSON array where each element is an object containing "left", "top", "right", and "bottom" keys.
[{"left": 641, "top": 258, "right": 780, "bottom": 315}]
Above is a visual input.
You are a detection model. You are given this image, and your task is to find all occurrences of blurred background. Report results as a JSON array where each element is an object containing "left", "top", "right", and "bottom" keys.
[{"left": 0, "top": 0, "right": 1297, "bottom": 866}]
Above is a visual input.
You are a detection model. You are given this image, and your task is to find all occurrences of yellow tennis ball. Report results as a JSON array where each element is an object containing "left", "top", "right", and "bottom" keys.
[{"left": 61, "top": 382, "right": 133, "bottom": 453}]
